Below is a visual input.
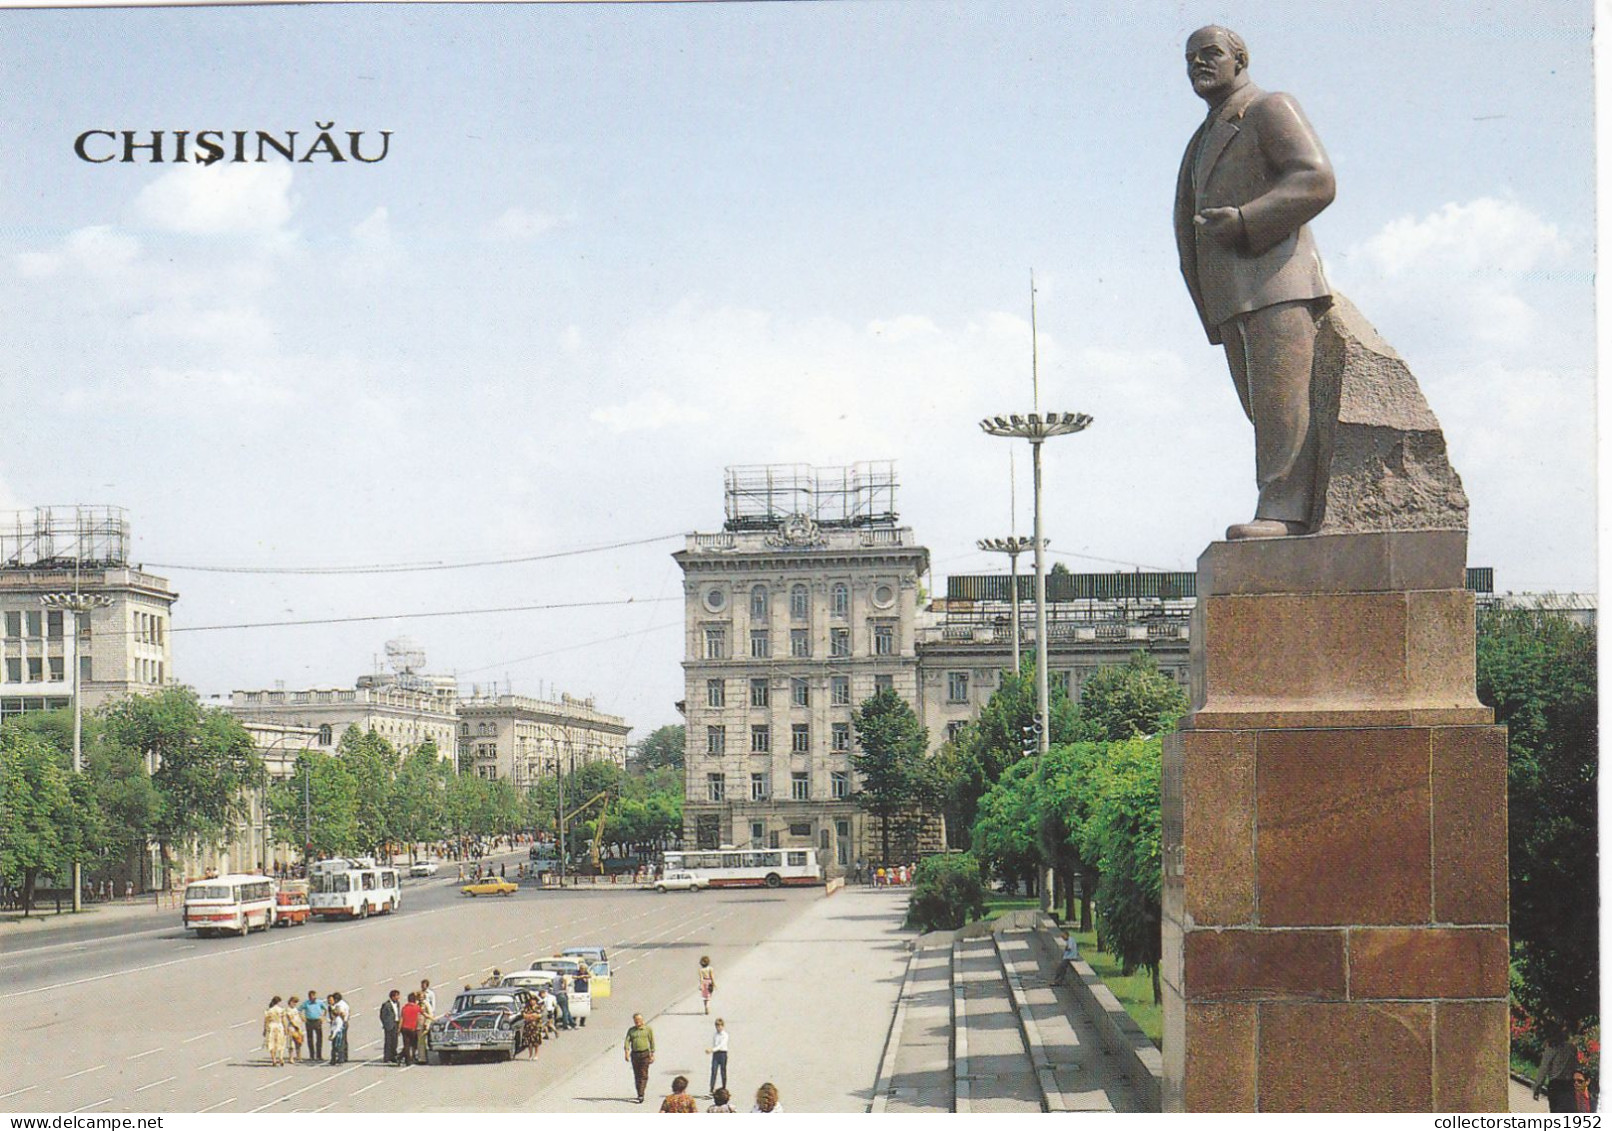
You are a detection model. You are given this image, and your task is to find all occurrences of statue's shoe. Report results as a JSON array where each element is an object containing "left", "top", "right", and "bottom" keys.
[{"left": 1226, "top": 519, "right": 1306, "bottom": 540}]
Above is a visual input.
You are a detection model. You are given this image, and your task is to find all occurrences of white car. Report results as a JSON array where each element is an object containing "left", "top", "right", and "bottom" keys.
[
  {"left": 409, "top": 860, "right": 441, "bottom": 877},
  {"left": 655, "top": 870, "right": 706, "bottom": 893}
]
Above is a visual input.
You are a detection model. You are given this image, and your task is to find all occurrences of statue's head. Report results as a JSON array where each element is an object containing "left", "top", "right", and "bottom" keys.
[{"left": 1185, "top": 26, "right": 1249, "bottom": 102}]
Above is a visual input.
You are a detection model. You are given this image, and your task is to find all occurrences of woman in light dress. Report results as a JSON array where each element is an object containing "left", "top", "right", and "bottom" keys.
[
  {"left": 263, "top": 995, "right": 290, "bottom": 1067},
  {"left": 284, "top": 995, "right": 306, "bottom": 1063},
  {"left": 697, "top": 956, "right": 716, "bottom": 1016}
]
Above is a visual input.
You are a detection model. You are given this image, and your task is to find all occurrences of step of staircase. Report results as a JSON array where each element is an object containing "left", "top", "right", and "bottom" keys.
[{"left": 954, "top": 936, "right": 1045, "bottom": 1112}]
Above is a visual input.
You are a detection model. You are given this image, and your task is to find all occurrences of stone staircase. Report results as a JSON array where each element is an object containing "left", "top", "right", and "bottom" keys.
[{"left": 871, "top": 918, "right": 1153, "bottom": 1113}]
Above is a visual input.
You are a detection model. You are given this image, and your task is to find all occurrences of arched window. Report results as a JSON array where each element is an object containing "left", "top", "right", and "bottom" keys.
[
  {"left": 750, "top": 585, "right": 769, "bottom": 621},
  {"left": 831, "top": 582, "right": 849, "bottom": 617},
  {"left": 318, "top": 724, "right": 333, "bottom": 745},
  {"left": 790, "top": 584, "right": 810, "bottom": 620}
]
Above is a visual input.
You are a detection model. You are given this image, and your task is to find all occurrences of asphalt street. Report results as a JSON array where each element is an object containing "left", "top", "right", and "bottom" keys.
[{"left": 1, "top": 866, "right": 822, "bottom": 1113}]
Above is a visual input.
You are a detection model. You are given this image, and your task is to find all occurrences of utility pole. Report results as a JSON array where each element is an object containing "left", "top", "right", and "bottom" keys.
[{"left": 977, "top": 536, "right": 1039, "bottom": 676}]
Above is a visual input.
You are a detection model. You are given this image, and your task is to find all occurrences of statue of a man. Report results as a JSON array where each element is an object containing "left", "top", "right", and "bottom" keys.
[{"left": 1174, "top": 26, "right": 1335, "bottom": 539}]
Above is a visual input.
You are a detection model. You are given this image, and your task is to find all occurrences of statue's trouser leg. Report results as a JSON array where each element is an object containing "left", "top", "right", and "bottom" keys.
[{"left": 1221, "top": 300, "right": 1321, "bottom": 526}]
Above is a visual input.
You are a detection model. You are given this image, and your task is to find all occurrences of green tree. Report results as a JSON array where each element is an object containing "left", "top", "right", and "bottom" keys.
[
  {"left": 1075, "top": 736, "right": 1164, "bottom": 1003},
  {"left": 269, "top": 751, "right": 361, "bottom": 859},
  {"left": 1073, "top": 651, "right": 1189, "bottom": 742},
  {"left": 970, "top": 757, "right": 1042, "bottom": 892},
  {"left": 99, "top": 688, "right": 264, "bottom": 881},
  {"left": 851, "top": 688, "right": 930, "bottom": 866},
  {"left": 1477, "top": 607, "right": 1598, "bottom": 1031},
  {"left": 950, "top": 664, "right": 1081, "bottom": 843},
  {"left": 335, "top": 727, "right": 400, "bottom": 855},
  {"left": 637, "top": 725, "right": 685, "bottom": 771},
  {"left": 906, "top": 851, "right": 989, "bottom": 931},
  {"left": 390, "top": 743, "right": 446, "bottom": 858},
  {"left": 0, "top": 726, "right": 96, "bottom": 912}
]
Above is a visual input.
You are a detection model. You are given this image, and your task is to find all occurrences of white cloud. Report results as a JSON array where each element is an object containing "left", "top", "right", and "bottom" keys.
[
  {"left": 559, "top": 325, "right": 584, "bottom": 354},
  {"left": 486, "top": 206, "right": 559, "bottom": 241},
  {"left": 352, "top": 206, "right": 392, "bottom": 249},
  {"left": 1341, "top": 197, "right": 1574, "bottom": 352},
  {"left": 132, "top": 164, "right": 297, "bottom": 236},
  {"left": 1359, "top": 197, "right": 1568, "bottom": 277},
  {"left": 15, "top": 225, "right": 139, "bottom": 278},
  {"left": 591, "top": 388, "right": 711, "bottom": 433}
]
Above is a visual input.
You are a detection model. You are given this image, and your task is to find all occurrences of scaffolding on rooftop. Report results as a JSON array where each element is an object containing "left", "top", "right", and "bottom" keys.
[
  {"left": 723, "top": 462, "right": 899, "bottom": 531},
  {"left": 0, "top": 506, "right": 131, "bottom": 571}
]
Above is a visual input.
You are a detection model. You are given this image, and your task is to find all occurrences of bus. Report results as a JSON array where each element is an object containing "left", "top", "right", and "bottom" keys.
[
  {"left": 661, "top": 848, "right": 822, "bottom": 889},
  {"left": 183, "top": 874, "right": 278, "bottom": 937},
  {"left": 308, "top": 857, "right": 402, "bottom": 919}
]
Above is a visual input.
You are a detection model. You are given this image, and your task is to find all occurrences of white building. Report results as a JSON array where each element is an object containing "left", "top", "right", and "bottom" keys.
[
  {"left": 0, "top": 506, "right": 176, "bottom": 722},
  {"left": 456, "top": 692, "right": 630, "bottom": 785}
]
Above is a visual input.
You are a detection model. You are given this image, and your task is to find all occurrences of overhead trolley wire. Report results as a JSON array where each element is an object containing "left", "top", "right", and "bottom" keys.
[
  {"left": 171, "top": 596, "right": 680, "bottom": 634},
  {"left": 144, "top": 532, "right": 685, "bottom": 575}
]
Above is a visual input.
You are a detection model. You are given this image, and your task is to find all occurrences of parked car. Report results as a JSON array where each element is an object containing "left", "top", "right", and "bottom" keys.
[
  {"left": 427, "top": 988, "right": 532, "bottom": 1063},
  {"left": 654, "top": 870, "right": 705, "bottom": 893},
  {"left": 461, "top": 877, "right": 518, "bottom": 897},
  {"left": 560, "top": 946, "right": 613, "bottom": 998},
  {"left": 409, "top": 860, "right": 440, "bottom": 877},
  {"left": 501, "top": 969, "right": 591, "bottom": 1026}
]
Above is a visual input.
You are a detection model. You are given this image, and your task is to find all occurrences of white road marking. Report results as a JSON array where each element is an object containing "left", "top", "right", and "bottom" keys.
[
  {"left": 249, "top": 1061, "right": 363, "bottom": 1111},
  {"left": 63, "top": 1064, "right": 107, "bottom": 1079},
  {"left": 351, "top": 1078, "right": 387, "bottom": 1096},
  {"left": 0, "top": 1086, "right": 36, "bottom": 1100},
  {"left": 196, "top": 1056, "right": 231, "bottom": 1070},
  {"left": 126, "top": 1046, "right": 164, "bottom": 1060},
  {"left": 197, "top": 1097, "right": 237, "bottom": 1113},
  {"left": 229, "top": 1019, "right": 255, "bottom": 1029},
  {"left": 134, "top": 1076, "right": 175, "bottom": 1093},
  {"left": 256, "top": 1073, "right": 297, "bottom": 1090},
  {"left": 182, "top": 1030, "right": 216, "bottom": 1043},
  {"left": 69, "top": 1098, "right": 111, "bottom": 1113}
]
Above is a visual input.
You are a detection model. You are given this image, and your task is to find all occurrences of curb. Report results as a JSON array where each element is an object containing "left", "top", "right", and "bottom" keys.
[
  {"left": 951, "top": 939, "right": 971, "bottom": 1114},
  {"left": 868, "top": 945, "right": 918, "bottom": 1113},
  {"left": 994, "top": 933, "right": 1060, "bottom": 1112}
]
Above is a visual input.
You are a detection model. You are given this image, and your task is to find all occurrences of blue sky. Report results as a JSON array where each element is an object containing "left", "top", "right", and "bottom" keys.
[{"left": 0, "top": 1, "right": 1595, "bottom": 734}]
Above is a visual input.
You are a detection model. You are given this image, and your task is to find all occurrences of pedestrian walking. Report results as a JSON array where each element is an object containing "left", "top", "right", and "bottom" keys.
[
  {"left": 262, "top": 996, "right": 289, "bottom": 1067},
  {"left": 328, "top": 995, "right": 349, "bottom": 1065},
  {"left": 380, "top": 989, "right": 402, "bottom": 1064},
  {"left": 285, "top": 995, "right": 306, "bottom": 1061},
  {"left": 659, "top": 1075, "right": 698, "bottom": 1112},
  {"left": 1536, "top": 1026, "right": 1581, "bottom": 1112},
  {"left": 125, "top": 879, "right": 134, "bottom": 900},
  {"left": 706, "top": 1088, "right": 736, "bottom": 1113},
  {"left": 400, "top": 992, "right": 422, "bottom": 1065},
  {"left": 697, "top": 956, "right": 716, "bottom": 1015},
  {"left": 751, "top": 1083, "right": 782, "bottom": 1113},
  {"left": 301, "top": 991, "right": 326, "bottom": 1061},
  {"left": 624, "top": 1012, "right": 656, "bottom": 1103},
  {"left": 705, "top": 1018, "right": 729, "bottom": 1095}
]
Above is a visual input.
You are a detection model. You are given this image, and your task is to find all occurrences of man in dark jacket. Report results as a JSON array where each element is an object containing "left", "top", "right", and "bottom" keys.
[
  {"left": 380, "top": 989, "right": 402, "bottom": 1064},
  {"left": 1174, "top": 25, "right": 1335, "bottom": 540}
]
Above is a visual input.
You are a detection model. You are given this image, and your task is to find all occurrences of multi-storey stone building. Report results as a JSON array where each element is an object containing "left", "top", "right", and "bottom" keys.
[
  {"left": 677, "top": 464, "right": 928, "bottom": 873},
  {"left": 228, "top": 678, "right": 459, "bottom": 761},
  {"left": 0, "top": 507, "right": 177, "bottom": 722},
  {"left": 456, "top": 692, "right": 630, "bottom": 785}
]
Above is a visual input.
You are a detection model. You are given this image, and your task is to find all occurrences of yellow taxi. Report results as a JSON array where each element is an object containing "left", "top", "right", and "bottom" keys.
[{"left": 461, "top": 877, "right": 518, "bottom": 897}]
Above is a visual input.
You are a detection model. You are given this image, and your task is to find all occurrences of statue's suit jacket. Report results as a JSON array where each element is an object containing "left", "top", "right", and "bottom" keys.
[{"left": 1174, "top": 81, "right": 1334, "bottom": 345}]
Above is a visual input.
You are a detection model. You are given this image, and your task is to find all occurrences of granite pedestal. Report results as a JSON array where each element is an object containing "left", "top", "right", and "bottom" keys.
[{"left": 1161, "top": 531, "right": 1509, "bottom": 1112}]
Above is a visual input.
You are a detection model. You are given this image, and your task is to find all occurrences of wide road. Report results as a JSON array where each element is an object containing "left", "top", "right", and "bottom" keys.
[{"left": 1, "top": 868, "right": 821, "bottom": 1113}]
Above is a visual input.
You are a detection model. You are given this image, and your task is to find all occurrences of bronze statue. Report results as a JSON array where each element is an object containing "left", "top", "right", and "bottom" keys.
[{"left": 1174, "top": 26, "right": 1335, "bottom": 539}]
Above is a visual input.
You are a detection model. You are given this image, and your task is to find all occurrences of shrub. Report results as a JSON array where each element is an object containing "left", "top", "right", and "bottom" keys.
[{"left": 905, "top": 852, "right": 988, "bottom": 932}]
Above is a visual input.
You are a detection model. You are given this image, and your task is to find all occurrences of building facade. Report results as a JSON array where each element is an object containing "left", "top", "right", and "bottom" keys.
[
  {"left": 677, "top": 464, "right": 928, "bottom": 874},
  {"left": 228, "top": 681, "right": 459, "bottom": 760},
  {"left": 456, "top": 692, "right": 631, "bottom": 785},
  {"left": 0, "top": 507, "right": 176, "bottom": 722}
]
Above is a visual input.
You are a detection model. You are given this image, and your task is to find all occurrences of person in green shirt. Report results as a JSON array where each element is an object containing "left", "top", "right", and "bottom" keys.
[{"left": 624, "top": 1013, "right": 656, "bottom": 1103}]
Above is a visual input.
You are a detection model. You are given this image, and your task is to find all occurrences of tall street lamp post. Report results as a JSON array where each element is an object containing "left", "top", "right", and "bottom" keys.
[
  {"left": 39, "top": 591, "right": 113, "bottom": 913},
  {"left": 977, "top": 414, "right": 1092, "bottom": 761},
  {"left": 976, "top": 536, "right": 1041, "bottom": 676}
]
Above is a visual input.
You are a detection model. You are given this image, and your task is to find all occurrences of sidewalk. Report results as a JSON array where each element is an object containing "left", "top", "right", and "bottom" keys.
[{"left": 526, "top": 886, "right": 913, "bottom": 1113}]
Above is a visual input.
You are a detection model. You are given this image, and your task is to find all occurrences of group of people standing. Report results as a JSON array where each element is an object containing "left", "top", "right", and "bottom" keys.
[
  {"left": 378, "top": 981, "right": 440, "bottom": 1065},
  {"left": 261, "top": 991, "right": 351, "bottom": 1067},
  {"left": 863, "top": 862, "right": 914, "bottom": 886}
]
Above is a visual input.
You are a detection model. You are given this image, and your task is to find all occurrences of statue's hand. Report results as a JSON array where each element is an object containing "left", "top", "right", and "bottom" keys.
[{"left": 1194, "top": 206, "right": 1246, "bottom": 250}]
